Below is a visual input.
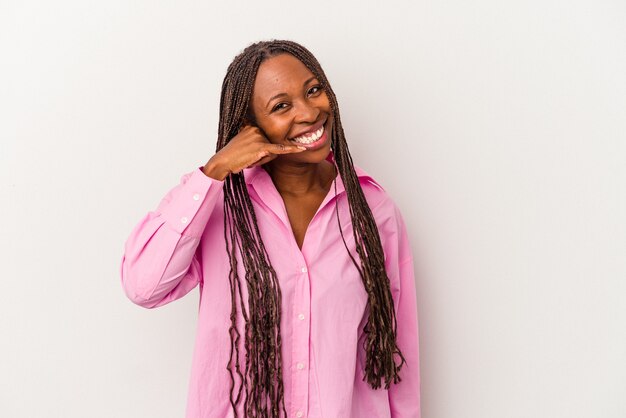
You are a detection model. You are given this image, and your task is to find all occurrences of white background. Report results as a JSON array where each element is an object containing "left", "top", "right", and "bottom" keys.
[{"left": 1, "top": 1, "right": 625, "bottom": 417}]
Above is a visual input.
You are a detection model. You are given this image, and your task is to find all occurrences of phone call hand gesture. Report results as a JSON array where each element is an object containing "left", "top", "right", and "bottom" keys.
[{"left": 202, "top": 125, "right": 306, "bottom": 181}]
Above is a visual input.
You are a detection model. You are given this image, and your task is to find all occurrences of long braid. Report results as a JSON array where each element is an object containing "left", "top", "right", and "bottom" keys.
[
  {"left": 216, "top": 40, "right": 406, "bottom": 417},
  {"left": 219, "top": 49, "right": 286, "bottom": 417},
  {"left": 328, "top": 103, "right": 406, "bottom": 389}
]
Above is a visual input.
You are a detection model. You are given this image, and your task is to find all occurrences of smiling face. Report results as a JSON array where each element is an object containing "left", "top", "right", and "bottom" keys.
[{"left": 249, "top": 53, "right": 334, "bottom": 165}]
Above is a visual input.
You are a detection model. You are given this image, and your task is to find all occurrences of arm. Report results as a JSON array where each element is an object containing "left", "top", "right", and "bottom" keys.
[
  {"left": 119, "top": 166, "right": 223, "bottom": 308},
  {"left": 386, "top": 205, "right": 421, "bottom": 418},
  {"left": 120, "top": 126, "right": 305, "bottom": 309},
  {"left": 388, "top": 257, "right": 421, "bottom": 418}
]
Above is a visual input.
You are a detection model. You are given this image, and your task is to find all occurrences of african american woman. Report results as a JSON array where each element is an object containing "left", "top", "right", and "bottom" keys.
[{"left": 120, "top": 39, "right": 421, "bottom": 418}]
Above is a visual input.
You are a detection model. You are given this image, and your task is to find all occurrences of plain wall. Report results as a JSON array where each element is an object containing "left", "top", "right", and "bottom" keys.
[{"left": 1, "top": 0, "right": 625, "bottom": 417}]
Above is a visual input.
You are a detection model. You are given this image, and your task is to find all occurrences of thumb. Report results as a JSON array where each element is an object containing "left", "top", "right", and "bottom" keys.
[{"left": 238, "top": 116, "right": 256, "bottom": 132}]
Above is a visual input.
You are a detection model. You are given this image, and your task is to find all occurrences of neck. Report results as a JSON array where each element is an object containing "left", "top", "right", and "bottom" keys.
[{"left": 264, "top": 159, "right": 335, "bottom": 196}]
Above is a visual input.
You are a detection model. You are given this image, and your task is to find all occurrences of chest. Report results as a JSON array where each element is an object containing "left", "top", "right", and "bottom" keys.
[
  {"left": 199, "top": 193, "right": 369, "bottom": 324},
  {"left": 281, "top": 191, "right": 329, "bottom": 249}
]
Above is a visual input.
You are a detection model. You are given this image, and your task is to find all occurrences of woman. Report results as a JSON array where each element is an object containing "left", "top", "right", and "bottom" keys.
[{"left": 120, "top": 39, "right": 420, "bottom": 418}]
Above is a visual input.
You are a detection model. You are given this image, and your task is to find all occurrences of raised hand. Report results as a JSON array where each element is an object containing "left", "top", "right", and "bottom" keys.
[{"left": 202, "top": 125, "right": 306, "bottom": 181}]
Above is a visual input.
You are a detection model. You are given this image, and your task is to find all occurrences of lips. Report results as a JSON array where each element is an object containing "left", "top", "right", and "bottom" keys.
[
  {"left": 291, "top": 125, "right": 324, "bottom": 144},
  {"left": 290, "top": 119, "right": 328, "bottom": 150},
  {"left": 289, "top": 119, "right": 327, "bottom": 143},
  {"left": 288, "top": 119, "right": 330, "bottom": 150}
]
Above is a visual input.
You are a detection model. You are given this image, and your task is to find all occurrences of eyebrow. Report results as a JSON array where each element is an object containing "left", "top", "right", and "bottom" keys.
[{"left": 265, "top": 76, "right": 318, "bottom": 109}]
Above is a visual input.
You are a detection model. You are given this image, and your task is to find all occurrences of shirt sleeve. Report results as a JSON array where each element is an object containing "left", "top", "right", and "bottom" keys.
[
  {"left": 388, "top": 257, "right": 421, "bottom": 418},
  {"left": 119, "top": 166, "right": 224, "bottom": 309},
  {"left": 386, "top": 205, "right": 421, "bottom": 418}
]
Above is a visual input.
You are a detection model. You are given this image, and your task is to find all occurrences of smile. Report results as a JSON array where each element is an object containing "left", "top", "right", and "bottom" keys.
[{"left": 291, "top": 125, "right": 324, "bottom": 144}]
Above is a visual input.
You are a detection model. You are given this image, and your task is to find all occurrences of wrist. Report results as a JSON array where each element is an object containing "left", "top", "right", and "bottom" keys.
[{"left": 202, "top": 158, "right": 229, "bottom": 181}]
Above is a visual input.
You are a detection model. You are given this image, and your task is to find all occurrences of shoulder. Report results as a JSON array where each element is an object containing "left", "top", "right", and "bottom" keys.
[
  {"left": 352, "top": 164, "right": 407, "bottom": 234},
  {"left": 353, "top": 164, "right": 413, "bottom": 265},
  {"left": 354, "top": 164, "right": 394, "bottom": 211},
  {"left": 354, "top": 164, "right": 384, "bottom": 194}
]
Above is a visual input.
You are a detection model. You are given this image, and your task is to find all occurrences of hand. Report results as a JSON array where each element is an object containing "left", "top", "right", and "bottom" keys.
[{"left": 202, "top": 125, "right": 306, "bottom": 181}]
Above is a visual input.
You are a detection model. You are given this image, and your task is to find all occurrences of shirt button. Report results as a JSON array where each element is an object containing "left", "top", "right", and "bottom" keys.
[
  {"left": 192, "top": 193, "right": 200, "bottom": 200},
  {"left": 298, "top": 313, "right": 305, "bottom": 320},
  {"left": 301, "top": 267, "right": 307, "bottom": 273},
  {"left": 296, "top": 412, "right": 303, "bottom": 418},
  {"left": 181, "top": 217, "right": 188, "bottom": 224},
  {"left": 296, "top": 362, "right": 304, "bottom": 370}
]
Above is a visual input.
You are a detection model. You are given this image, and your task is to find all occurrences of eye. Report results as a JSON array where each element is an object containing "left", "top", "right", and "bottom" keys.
[
  {"left": 272, "top": 102, "right": 290, "bottom": 112},
  {"left": 307, "top": 85, "right": 323, "bottom": 96}
]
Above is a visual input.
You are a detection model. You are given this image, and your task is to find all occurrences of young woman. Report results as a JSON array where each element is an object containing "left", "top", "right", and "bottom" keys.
[{"left": 120, "top": 39, "right": 420, "bottom": 418}]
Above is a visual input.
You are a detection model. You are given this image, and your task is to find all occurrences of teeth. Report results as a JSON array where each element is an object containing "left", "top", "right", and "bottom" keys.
[{"left": 292, "top": 126, "right": 324, "bottom": 144}]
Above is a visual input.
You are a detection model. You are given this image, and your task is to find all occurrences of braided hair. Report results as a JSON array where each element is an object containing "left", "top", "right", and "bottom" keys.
[{"left": 216, "top": 40, "right": 406, "bottom": 417}]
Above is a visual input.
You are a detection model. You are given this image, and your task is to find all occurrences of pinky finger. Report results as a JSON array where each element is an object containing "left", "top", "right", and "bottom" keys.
[{"left": 249, "top": 154, "right": 277, "bottom": 168}]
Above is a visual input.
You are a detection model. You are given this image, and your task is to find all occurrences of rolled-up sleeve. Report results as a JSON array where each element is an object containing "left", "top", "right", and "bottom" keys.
[{"left": 120, "top": 167, "right": 223, "bottom": 308}]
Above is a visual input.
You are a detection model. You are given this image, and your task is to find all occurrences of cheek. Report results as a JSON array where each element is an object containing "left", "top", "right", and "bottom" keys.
[
  {"left": 260, "top": 117, "right": 292, "bottom": 142},
  {"left": 318, "top": 93, "right": 332, "bottom": 112}
]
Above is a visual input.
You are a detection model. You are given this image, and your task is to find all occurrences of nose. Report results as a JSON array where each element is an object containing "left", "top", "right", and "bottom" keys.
[{"left": 293, "top": 99, "right": 320, "bottom": 124}]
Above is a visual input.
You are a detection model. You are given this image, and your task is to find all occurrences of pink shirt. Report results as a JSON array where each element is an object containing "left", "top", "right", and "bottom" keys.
[{"left": 120, "top": 158, "right": 421, "bottom": 417}]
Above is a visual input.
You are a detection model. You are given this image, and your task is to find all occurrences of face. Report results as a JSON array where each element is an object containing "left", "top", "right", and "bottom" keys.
[{"left": 249, "top": 53, "right": 333, "bottom": 164}]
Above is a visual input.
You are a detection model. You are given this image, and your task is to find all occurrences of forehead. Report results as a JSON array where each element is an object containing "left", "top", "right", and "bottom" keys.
[{"left": 252, "top": 54, "right": 315, "bottom": 101}]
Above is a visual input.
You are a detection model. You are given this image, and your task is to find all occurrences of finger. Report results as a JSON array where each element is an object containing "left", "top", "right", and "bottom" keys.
[
  {"left": 249, "top": 154, "right": 277, "bottom": 168},
  {"left": 246, "top": 149, "right": 272, "bottom": 168},
  {"left": 265, "top": 143, "right": 307, "bottom": 154}
]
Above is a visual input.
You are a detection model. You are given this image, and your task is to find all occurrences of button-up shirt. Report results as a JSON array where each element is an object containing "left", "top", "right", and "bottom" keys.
[{"left": 120, "top": 158, "right": 421, "bottom": 417}]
